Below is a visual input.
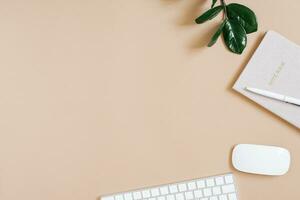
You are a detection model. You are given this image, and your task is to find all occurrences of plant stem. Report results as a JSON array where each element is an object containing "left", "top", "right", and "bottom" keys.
[{"left": 220, "top": 0, "right": 227, "bottom": 20}]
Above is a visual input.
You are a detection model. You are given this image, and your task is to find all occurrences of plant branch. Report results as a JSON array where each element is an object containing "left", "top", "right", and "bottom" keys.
[{"left": 220, "top": 0, "right": 227, "bottom": 19}]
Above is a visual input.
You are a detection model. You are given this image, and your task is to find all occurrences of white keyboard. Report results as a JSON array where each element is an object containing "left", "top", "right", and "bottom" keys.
[{"left": 101, "top": 173, "right": 238, "bottom": 200}]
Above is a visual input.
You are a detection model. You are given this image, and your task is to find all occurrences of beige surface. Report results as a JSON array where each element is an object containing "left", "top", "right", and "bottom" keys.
[{"left": 0, "top": 0, "right": 300, "bottom": 200}]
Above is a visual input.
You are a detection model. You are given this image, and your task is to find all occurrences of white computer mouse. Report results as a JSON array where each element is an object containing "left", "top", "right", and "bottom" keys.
[{"left": 232, "top": 144, "right": 291, "bottom": 176}]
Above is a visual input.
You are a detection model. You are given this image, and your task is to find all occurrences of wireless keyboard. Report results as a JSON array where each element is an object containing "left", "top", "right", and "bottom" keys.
[{"left": 101, "top": 173, "right": 238, "bottom": 200}]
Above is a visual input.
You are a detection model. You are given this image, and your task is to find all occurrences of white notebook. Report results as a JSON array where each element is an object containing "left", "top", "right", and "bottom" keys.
[{"left": 233, "top": 30, "right": 300, "bottom": 129}]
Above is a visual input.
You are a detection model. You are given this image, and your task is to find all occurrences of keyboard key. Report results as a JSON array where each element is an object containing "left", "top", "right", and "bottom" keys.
[
  {"left": 142, "top": 190, "right": 151, "bottom": 198},
  {"left": 194, "top": 190, "right": 203, "bottom": 198},
  {"left": 212, "top": 186, "right": 221, "bottom": 195},
  {"left": 206, "top": 179, "right": 215, "bottom": 187},
  {"left": 115, "top": 195, "right": 124, "bottom": 200},
  {"left": 187, "top": 182, "right": 197, "bottom": 190},
  {"left": 184, "top": 191, "right": 194, "bottom": 200},
  {"left": 166, "top": 195, "right": 175, "bottom": 200},
  {"left": 222, "top": 184, "right": 235, "bottom": 194},
  {"left": 151, "top": 188, "right": 160, "bottom": 197},
  {"left": 215, "top": 177, "right": 224, "bottom": 186},
  {"left": 169, "top": 185, "right": 178, "bottom": 193},
  {"left": 149, "top": 198, "right": 155, "bottom": 200},
  {"left": 158, "top": 196, "right": 166, "bottom": 200},
  {"left": 209, "top": 197, "right": 218, "bottom": 200},
  {"left": 218, "top": 195, "right": 228, "bottom": 200},
  {"left": 178, "top": 184, "right": 187, "bottom": 192},
  {"left": 225, "top": 175, "right": 233, "bottom": 184},
  {"left": 196, "top": 180, "right": 205, "bottom": 188},
  {"left": 124, "top": 193, "right": 133, "bottom": 200},
  {"left": 201, "top": 198, "right": 208, "bottom": 200},
  {"left": 133, "top": 192, "right": 142, "bottom": 200},
  {"left": 102, "top": 196, "right": 114, "bottom": 200},
  {"left": 228, "top": 193, "right": 237, "bottom": 200},
  {"left": 175, "top": 193, "right": 184, "bottom": 200},
  {"left": 203, "top": 188, "right": 212, "bottom": 197},
  {"left": 160, "top": 186, "right": 169, "bottom": 195}
]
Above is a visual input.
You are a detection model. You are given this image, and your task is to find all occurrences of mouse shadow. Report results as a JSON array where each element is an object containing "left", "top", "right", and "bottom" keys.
[{"left": 227, "top": 32, "right": 300, "bottom": 132}]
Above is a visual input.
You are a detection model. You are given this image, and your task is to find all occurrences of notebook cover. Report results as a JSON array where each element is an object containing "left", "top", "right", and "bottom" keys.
[{"left": 233, "top": 31, "right": 300, "bottom": 129}]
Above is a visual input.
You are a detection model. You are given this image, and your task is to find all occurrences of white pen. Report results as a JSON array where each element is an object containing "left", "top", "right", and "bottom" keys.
[{"left": 245, "top": 87, "right": 300, "bottom": 107}]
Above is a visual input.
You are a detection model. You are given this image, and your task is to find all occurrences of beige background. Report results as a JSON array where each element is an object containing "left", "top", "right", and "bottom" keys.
[{"left": 0, "top": 0, "right": 300, "bottom": 199}]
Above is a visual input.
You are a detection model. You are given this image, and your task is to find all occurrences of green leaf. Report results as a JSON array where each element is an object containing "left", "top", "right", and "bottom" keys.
[
  {"left": 226, "top": 3, "right": 258, "bottom": 34},
  {"left": 195, "top": 6, "right": 223, "bottom": 24},
  {"left": 211, "top": 0, "right": 217, "bottom": 8},
  {"left": 208, "top": 19, "right": 227, "bottom": 47},
  {"left": 223, "top": 19, "right": 247, "bottom": 54}
]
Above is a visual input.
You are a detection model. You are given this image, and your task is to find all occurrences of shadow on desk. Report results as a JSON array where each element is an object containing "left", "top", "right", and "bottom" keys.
[{"left": 161, "top": 0, "right": 225, "bottom": 50}]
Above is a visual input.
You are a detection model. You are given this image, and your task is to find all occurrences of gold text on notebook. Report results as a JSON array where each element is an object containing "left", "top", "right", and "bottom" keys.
[{"left": 268, "top": 61, "right": 285, "bottom": 86}]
